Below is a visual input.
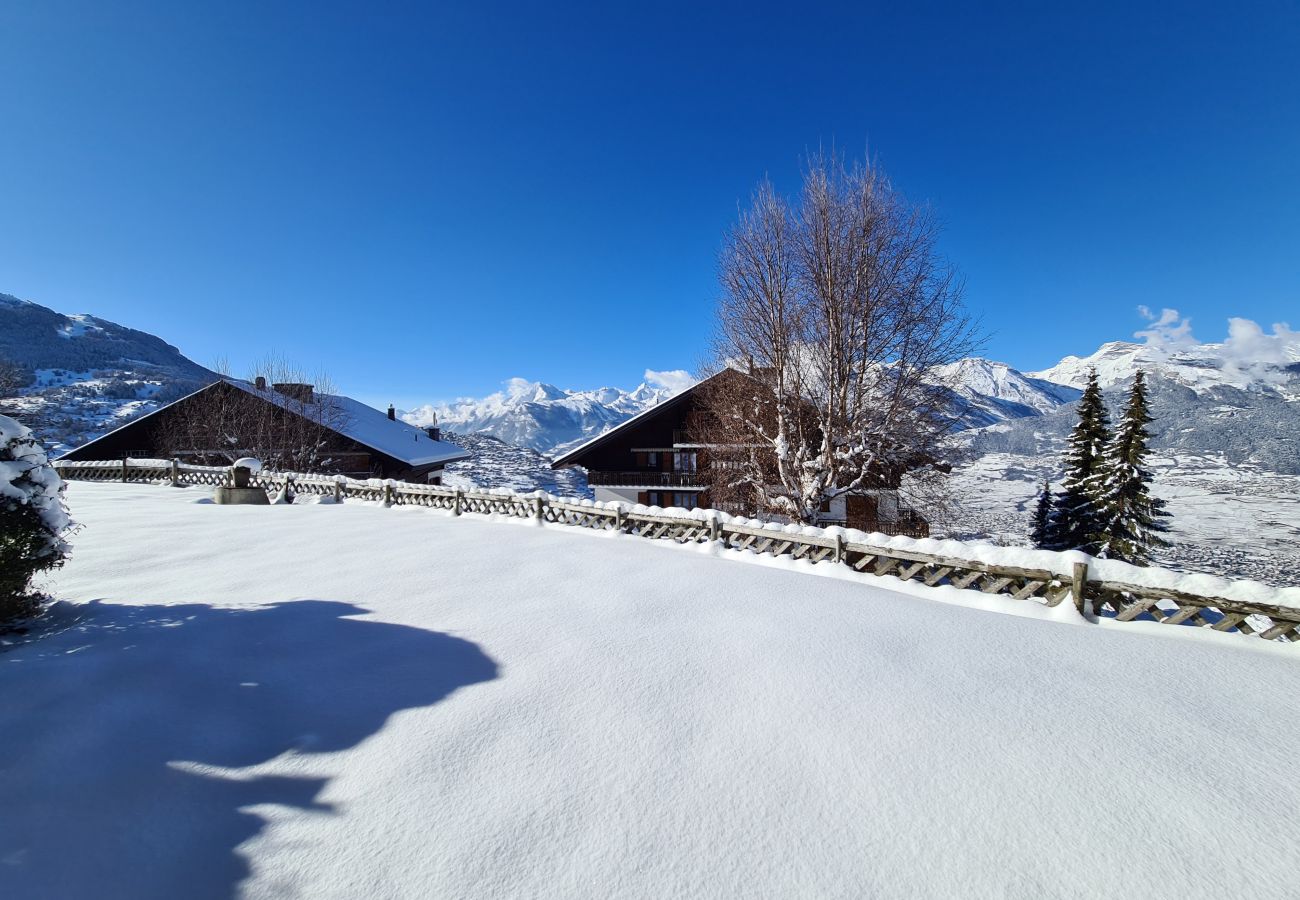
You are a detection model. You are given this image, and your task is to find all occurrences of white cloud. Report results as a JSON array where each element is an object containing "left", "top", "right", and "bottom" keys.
[
  {"left": 1134, "top": 306, "right": 1197, "bottom": 350},
  {"left": 643, "top": 368, "right": 696, "bottom": 395},
  {"left": 1219, "top": 318, "right": 1300, "bottom": 384}
]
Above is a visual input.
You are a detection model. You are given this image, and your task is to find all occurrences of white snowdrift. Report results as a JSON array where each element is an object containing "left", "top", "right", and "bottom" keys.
[{"left": 4, "top": 482, "right": 1299, "bottom": 899}]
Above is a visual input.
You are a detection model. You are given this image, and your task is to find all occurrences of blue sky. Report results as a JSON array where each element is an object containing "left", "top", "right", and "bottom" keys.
[{"left": 1, "top": 1, "right": 1296, "bottom": 408}]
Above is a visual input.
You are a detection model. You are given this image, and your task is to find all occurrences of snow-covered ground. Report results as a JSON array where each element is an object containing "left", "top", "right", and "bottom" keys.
[
  {"left": 440, "top": 431, "right": 590, "bottom": 496},
  {"left": 4, "top": 482, "right": 1299, "bottom": 899},
  {"left": 938, "top": 450, "right": 1300, "bottom": 585}
]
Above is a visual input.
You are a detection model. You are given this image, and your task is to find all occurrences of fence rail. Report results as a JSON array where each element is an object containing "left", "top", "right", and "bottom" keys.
[{"left": 53, "top": 458, "right": 1300, "bottom": 646}]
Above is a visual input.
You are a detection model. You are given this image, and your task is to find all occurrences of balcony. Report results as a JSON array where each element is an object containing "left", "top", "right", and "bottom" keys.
[{"left": 586, "top": 470, "right": 708, "bottom": 488}]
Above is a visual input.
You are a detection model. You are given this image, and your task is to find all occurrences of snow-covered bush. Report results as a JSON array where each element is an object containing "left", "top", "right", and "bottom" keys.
[{"left": 1, "top": 415, "right": 73, "bottom": 622}]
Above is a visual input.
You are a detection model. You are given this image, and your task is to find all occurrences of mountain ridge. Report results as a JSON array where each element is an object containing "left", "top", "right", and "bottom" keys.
[{"left": 5, "top": 291, "right": 1297, "bottom": 475}]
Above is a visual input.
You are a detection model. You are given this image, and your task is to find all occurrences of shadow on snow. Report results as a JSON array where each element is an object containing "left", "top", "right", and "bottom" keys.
[{"left": 0, "top": 598, "right": 498, "bottom": 899}]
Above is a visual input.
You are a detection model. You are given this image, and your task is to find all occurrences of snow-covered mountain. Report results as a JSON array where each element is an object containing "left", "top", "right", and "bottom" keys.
[
  {"left": 935, "top": 358, "right": 1081, "bottom": 428},
  {"left": 0, "top": 293, "right": 215, "bottom": 452},
  {"left": 404, "top": 360, "right": 1081, "bottom": 457},
  {"left": 1029, "top": 330, "right": 1300, "bottom": 398},
  {"left": 402, "top": 372, "right": 695, "bottom": 458}
]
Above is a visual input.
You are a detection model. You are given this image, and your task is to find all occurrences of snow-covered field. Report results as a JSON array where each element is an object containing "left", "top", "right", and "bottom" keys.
[{"left": 5, "top": 483, "right": 1299, "bottom": 899}]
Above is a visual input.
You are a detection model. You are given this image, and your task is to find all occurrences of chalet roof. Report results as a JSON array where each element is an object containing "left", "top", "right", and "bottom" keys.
[
  {"left": 63, "top": 379, "right": 471, "bottom": 468},
  {"left": 230, "top": 381, "right": 470, "bottom": 467},
  {"left": 550, "top": 369, "right": 728, "bottom": 468}
]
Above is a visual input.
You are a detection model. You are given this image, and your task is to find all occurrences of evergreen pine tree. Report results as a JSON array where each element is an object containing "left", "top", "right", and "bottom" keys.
[
  {"left": 1099, "top": 370, "right": 1170, "bottom": 564},
  {"left": 1029, "top": 480, "right": 1053, "bottom": 549},
  {"left": 1047, "top": 369, "right": 1111, "bottom": 553},
  {"left": 1, "top": 415, "right": 73, "bottom": 622}
]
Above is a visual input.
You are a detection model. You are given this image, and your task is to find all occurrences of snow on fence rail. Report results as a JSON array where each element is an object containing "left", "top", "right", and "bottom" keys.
[{"left": 54, "top": 458, "right": 1300, "bottom": 645}]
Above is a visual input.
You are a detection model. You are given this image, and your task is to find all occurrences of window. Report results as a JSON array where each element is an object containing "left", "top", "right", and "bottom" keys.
[
  {"left": 646, "top": 451, "right": 659, "bottom": 469},
  {"left": 674, "top": 451, "right": 697, "bottom": 472},
  {"left": 673, "top": 492, "right": 695, "bottom": 509}
]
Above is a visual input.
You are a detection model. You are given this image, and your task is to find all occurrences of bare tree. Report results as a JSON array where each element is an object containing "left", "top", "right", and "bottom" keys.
[
  {"left": 152, "top": 355, "right": 352, "bottom": 473},
  {"left": 697, "top": 151, "right": 977, "bottom": 525}
]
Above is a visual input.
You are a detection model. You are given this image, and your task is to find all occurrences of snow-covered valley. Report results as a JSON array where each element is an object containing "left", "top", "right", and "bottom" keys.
[
  {"left": 5, "top": 481, "right": 1298, "bottom": 899},
  {"left": 939, "top": 450, "right": 1300, "bottom": 585}
]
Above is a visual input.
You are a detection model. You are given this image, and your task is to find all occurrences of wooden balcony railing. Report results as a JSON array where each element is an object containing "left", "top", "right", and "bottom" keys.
[{"left": 586, "top": 470, "right": 708, "bottom": 487}]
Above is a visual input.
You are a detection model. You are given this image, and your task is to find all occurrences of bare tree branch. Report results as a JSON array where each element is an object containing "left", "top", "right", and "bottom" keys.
[{"left": 695, "top": 151, "right": 979, "bottom": 525}]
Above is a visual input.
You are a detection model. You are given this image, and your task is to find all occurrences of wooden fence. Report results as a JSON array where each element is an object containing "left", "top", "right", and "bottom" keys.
[{"left": 53, "top": 458, "right": 1300, "bottom": 646}]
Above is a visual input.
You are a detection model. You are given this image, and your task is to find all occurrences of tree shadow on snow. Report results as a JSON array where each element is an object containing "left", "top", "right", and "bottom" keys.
[{"left": 0, "top": 599, "right": 498, "bottom": 900}]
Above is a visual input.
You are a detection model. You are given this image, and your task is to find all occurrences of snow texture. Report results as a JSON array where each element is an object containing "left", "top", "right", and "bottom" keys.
[{"left": 3, "top": 481, "right": 1299, "bottom": 899}]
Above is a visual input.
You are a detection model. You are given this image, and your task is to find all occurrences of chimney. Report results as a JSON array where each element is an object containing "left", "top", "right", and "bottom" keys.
[
  {"left": 425, "top": 426, "right": 441, "bottom": 442},
  {"left": 255, "top": 376, "right": 267, "bottom": 390},
  {"left": 272, "top": 383, "right": 314, "bottom": 402},
  {"left": 387, "top": 404, "right": 396, "bottom": 421}
]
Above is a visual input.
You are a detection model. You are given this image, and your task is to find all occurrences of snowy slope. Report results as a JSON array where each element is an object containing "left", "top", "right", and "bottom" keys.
[
  {"left": 402, "top": 371, "right": 695, "bottom": 457},
  {"left": 1030, "top": 334, "right": 1300, "bottom": 396},
  {"left": 935, "top": 449, "right": 1300, "bottom": 585},
  {"left": 6, "top": 482, "right": 1299, "bottom": 900},
  {"left": 934, "top": 357, "right": 1080, "bottom": 428},
  {"left": 0, "top": 293, "right": 214, "bottom": 452},
  {"left": 440, "top": 431, "right": 591, "bottom": 496}
]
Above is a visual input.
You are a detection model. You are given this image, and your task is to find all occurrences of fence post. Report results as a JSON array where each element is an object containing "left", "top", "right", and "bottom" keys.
[
  {"left": 383, "top": 481, "right": 393, "bottom": 507},
  {"left": 121, "top": 458, "right": 128, "bottom": 483},
  {"left": 170, "top": 458, "right": 179, "bottom": 487},
  {"left": 614, "top": 507, "right": 623, "bottom": 532},
  {"left": 709, "top": 516, "right": 721, "bottom": 543},
  {"left": 333, "top": 479, "right": 343, "bottom": 503},
  {"left": 286, "top": 475, "right": 296, "bottom": 504},
  {"left": 1072, "top": 561, "right": 1090, "bottom": 617},
  {"left": 453, "top": 489, "right": 462, "bottom": 516},
  {"left": 833, "top": 532, "right": 845, "bottom": 564},
  {"left": 535, "top": 495, "right": 545, "bottom": 523}
]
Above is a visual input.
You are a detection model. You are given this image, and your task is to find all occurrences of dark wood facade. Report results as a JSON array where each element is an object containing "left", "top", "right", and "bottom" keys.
[
  {"left": 554, "top": 369, "right": 928, "bottom": 536},
  {"left": 62, "top": 380, "right": 466, "bottom": 483}
]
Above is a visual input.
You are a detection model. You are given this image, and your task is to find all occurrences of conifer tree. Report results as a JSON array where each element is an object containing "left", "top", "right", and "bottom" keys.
[
  {"left": 1047, "top": 369, "right": 1110, "bottom": 553},
  {"left": 1, "top": 415, "right": 73, "bottom": 622},
  {"left": 1029, "top": 480, "right": 1053, "bottom": 549},
  {"left": 1099, "top": 370, "right": 1170, "bottom": 564}
]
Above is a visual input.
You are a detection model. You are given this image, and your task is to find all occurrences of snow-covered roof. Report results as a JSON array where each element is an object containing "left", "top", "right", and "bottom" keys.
[
  {"left": 62, "top": 379, "right": 471, "bottom": 468},
  {"left": 228, "top": 381, "right": 470, "bottom": 467}
]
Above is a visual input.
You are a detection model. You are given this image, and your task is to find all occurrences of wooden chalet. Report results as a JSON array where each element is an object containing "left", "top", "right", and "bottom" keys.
[
  {"left": 551, "top": 368, "right": 928, "bottom": 536},
  {"left": 61, "top": 378, "right": 470, "bottom": 483}
]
